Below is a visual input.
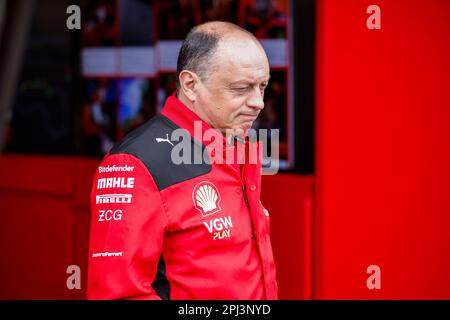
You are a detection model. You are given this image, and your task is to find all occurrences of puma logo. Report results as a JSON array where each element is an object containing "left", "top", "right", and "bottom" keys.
[{"left": 155, "top": 133, "right": 174, "bottom": 147}]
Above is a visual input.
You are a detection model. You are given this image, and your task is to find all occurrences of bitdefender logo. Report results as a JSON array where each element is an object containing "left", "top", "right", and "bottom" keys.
[
  {"left": 192, "top": 181, "right": 221, "bottom": 217},
  {"left": 98, "top": 165, "right": 134, "bottom": 173}
]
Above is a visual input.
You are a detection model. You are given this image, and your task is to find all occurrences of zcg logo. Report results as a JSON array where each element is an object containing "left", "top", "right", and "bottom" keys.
[{"left": 98, "top": 209, "right": 123, "bottom": 222}]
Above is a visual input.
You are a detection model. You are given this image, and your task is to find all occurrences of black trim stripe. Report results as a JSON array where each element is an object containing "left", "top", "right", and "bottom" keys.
[{"left": 151, "top": 254, "right": 170, "bottom": 300}]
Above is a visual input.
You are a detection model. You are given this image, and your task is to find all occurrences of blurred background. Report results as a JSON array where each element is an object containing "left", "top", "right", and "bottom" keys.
[{"left": 0, "top": 0, "right": 450, "bottom": 299}]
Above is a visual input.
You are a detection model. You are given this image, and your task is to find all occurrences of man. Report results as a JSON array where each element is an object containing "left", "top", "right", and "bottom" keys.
[{"left": 88, "top": 21, "right": 278, "bottom": 300}]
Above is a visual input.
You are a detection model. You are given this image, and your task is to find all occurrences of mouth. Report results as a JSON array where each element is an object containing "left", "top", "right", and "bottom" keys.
[{"left": 239, "top": 113, "right": 259, "bottom": 121}]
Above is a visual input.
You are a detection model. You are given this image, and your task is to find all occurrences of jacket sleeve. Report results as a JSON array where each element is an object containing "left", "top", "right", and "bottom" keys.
[{"left": 87, "top": 153, "right": 168, "bottom": 300}]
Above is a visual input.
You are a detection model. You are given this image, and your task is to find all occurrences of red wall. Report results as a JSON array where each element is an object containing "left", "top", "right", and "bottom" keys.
[
  {"left": 0, "top": 155, "right": 98, "bottom": 299},
  {"left": 0, "top": 154, "right": 311, "bottom": 299},
  {"left": 316, "top": 0, "right": 450, "bottom": 299},
  {"left": 262, "top": 175, "right": 314, "bottom": 299}
]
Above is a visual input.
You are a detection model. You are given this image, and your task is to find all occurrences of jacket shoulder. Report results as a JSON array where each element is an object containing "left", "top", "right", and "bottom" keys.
[{"left": 109, "top": 114, "right": 211, "bottom": 190}]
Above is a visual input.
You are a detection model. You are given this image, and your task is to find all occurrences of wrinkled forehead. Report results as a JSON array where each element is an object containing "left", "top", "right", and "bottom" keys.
[
  {"left": 212, "top": 36, "right": 270, "bottom": 82},
  {"left": 219, "top": 35, "right": 269, "bottom": 66}
]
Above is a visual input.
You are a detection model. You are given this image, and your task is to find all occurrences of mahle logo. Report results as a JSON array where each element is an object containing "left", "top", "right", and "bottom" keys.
[{"left": 97, "top": 177, "right": 135, "bottom": 189}]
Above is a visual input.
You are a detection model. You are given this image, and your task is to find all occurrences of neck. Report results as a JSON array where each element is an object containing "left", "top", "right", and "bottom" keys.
[
  {"left": 177, "top": 92, "right": 195, "bottom": 113},
  {"left": 177, "top": 92, "right": 216, "bottom": 130},
  {"left": 176, "top": 92, "right": 248, "bottom": 139}
]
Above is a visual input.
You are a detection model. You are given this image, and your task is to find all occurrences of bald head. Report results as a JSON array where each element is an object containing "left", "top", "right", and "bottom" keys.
[
  {"left": 176, "top": 21, "right": 264, "bottom": 92},
  {"left": 194, "top": 21, "right": 254, "bottom": 39}
]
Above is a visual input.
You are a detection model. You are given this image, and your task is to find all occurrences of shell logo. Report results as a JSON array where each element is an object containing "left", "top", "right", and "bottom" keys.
[{"left": 192, "top": 181, "right": 222, "bottom": 217}]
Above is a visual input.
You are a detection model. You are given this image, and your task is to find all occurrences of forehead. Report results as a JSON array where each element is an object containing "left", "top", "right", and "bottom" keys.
[{"left": 212, "top": 37, "right": 270, "bottom": 84}]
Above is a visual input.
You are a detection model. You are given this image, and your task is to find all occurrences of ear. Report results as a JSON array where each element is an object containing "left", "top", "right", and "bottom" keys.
[{"left": 179, "top": 70, "right": 198, "bottom": 102}]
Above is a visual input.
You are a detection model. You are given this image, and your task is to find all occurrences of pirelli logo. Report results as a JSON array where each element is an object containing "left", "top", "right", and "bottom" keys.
[{"left": 96, "top": 194, "right": 132, "bottom": 204}]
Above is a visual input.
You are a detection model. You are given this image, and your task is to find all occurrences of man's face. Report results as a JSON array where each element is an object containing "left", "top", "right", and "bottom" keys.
[{"left": 194, "top": 36, "right": 270, "bottom": 135}]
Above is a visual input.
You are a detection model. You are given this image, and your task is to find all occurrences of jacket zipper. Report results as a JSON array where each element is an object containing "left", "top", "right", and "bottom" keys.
[
  {"left": 240, "top": 163, "right": 250, "bottom": 208},
  {"left": 242, "top": 183, "right": 250, "bottom": 208}
]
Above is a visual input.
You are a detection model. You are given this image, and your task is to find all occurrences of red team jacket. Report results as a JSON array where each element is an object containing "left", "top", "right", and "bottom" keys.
[{"left": 88, "top": 95, "right": 278, "bottom": 300}]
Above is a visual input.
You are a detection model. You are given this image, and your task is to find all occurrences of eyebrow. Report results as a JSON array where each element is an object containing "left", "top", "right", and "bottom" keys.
[{"left": 228, "top": 76, "right": 271, "bottom": 86}]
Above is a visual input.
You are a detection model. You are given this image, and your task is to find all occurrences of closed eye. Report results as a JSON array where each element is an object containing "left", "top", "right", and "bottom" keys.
[{"left": 232, "top": 87, "right": 249, "bottom": 94}]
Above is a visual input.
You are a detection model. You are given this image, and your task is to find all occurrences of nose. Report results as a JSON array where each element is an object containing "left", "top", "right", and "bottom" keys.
[{"left": 246, "top": 87, "right": 265, "bottom": 111}]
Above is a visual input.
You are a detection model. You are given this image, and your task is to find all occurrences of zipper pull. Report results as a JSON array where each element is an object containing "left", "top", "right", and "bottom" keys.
[{"left": 242, "top": 183, "right": 250, "bottom": 208}]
